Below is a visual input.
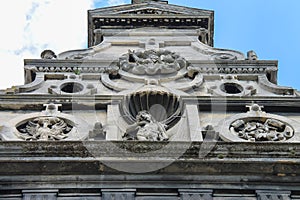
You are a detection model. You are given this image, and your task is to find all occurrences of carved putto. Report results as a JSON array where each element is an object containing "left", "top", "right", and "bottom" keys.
[
  {"left": 119, "top": 49, "right": 187, "bottom": 75},
  {"left": 124, "top": 110, "right": 169, "bottom": 141},
  {"left": 17, "top": 117, "right": 72, "bottom": 141}
]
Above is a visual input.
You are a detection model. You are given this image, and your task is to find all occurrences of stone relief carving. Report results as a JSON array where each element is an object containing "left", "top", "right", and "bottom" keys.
[
  {"left": 230, "top": 118, "right": 294, "bottom": 142},
  {"left": 0, "top": 104, "right": 90, "bottom": 141},
  {"left": 119, "top": 49, "right": 187, "bottom": 75},
  {"left": 17, "top": 116, "right": 72, "bottom": 141},
  {"left": 123, "top": 110, "right": 169, "bottom": 141},
  {"left": 216, "top": 104, "right": 299, "bottom": 142}
]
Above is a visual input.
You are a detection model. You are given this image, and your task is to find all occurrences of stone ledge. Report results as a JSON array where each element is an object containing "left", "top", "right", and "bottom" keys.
[{"left": 0, "top": 141, "right": 299, "bottom": 176}]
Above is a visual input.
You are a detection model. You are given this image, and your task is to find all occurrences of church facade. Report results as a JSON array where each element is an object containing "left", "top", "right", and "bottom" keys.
[{"left": 1, "top": 0, "right": 300, "bottom": 199}]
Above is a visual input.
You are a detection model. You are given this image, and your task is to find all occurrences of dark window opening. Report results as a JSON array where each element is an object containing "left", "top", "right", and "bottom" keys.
[
  {"left": 220, "top": 83, "right": 243, "bottom": 94},
  {"left": 60, "top": 82, "right": 84, "bottom": 93}
]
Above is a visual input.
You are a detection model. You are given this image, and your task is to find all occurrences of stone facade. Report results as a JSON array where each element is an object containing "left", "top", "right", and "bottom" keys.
[{"left": 1, "top": 0, "right": 300, "bottom": 199}]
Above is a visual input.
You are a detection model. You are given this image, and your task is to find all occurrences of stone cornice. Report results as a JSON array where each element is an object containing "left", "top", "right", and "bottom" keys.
[
  {"left": 0, "top": 141, "right": 300, "bottom": 176},
  {"left": 24, "top": 59, "right": 277, "bottom": 74},
  {"left": 0, "top": 96, "right": 300, "bottom": 111}
]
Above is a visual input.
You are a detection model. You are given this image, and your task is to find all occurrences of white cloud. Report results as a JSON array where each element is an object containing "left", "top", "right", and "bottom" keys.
[{"left": 0, "top": 0, "right": 94, "bottom": 89}]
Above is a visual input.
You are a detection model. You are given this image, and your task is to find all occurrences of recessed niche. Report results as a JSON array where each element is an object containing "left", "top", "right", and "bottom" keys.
[
  {"left": 123, "top": 91, "right": 183, "bottom": 129},
  {"left": 220, "top": 83, "right": 243, "bottom": 94},
  {"left": 60, "top": 82, "right": 84, "bottom": 93}
]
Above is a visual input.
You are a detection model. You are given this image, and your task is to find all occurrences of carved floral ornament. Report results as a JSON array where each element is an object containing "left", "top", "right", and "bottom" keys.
[
  {"left": 118, "top": 49, "right": 188, "bottom": 75},
  {"left": 0, "top": 104, "right": 89, "bottom": 141},
  {"left": 216, "top": 104, "right": 300, "bottom": 142}
]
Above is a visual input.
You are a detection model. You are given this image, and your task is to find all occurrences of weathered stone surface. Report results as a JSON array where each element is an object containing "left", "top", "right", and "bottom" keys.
[{"left": 1, "top": 0, "right": 300, "bottom": 198}]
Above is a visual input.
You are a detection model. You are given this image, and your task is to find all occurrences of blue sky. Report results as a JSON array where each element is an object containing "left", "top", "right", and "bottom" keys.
[{"left": 0, "top": 0, "right": 299, "bottom": 90}]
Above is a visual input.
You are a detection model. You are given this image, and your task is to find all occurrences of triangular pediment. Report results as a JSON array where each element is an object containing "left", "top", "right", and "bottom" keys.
[
  {"left": 88, "top": 2, "right": 214, "bottom": 47},
  {"left": 89, "top": 2, "right": 213, "bottom": 17}
]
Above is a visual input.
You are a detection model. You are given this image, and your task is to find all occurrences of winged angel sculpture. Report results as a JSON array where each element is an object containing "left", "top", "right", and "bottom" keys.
[{"left": 17, "top": 117, "right": 72, "bottom": 141}]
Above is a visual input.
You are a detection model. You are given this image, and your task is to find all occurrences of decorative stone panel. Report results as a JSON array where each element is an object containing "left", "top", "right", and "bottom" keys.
[
  {"left": 216, "top": 104, "right": 300, "bottom": 142},
  {"left": 0, "top": 104, "right": 89, "bottom": 141}
]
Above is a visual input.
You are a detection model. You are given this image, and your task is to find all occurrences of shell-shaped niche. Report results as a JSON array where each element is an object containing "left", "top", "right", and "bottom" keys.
[{"left": 121, "top": 90, "right": 183, "bottom": 129}]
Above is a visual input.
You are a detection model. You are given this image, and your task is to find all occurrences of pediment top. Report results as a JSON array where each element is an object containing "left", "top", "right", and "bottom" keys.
[{"left": 89, "top": 2, "right": 213, "bottom": 17}]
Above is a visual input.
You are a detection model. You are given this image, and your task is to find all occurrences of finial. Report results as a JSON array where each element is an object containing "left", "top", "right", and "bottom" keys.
[
  {"left": 246, "top": 103, "right": 264, "bottom": 112},
  {"left": 41, "top": 49, "right": 57, "bottom": 59},
  {"left": 43, "top": 103, "right": 62, "bottom": 115},
  {"left": 246, "top": 50, "right": 258, "bottom": 60}
]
